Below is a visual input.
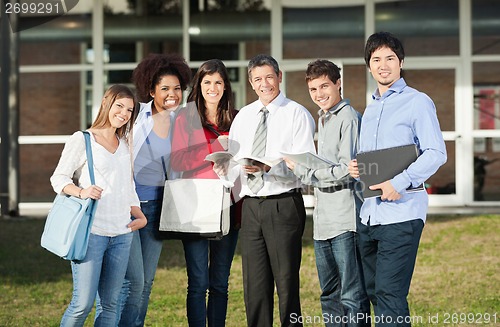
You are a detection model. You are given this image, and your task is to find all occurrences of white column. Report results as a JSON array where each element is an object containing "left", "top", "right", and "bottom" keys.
[{"left": 92, "top": 0, "right": 104, "bottom": 121}]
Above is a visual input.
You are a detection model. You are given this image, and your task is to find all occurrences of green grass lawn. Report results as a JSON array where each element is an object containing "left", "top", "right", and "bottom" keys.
[{"left": 0, "top": 214, "right": 499, "bottom": 326}]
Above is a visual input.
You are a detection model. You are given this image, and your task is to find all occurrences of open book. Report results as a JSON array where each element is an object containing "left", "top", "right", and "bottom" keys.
[
  {"left": 204, "top": 151, "right": 235, "bottom": 164},
  {"left": 205, "top": 151, "right": 282, "bottom": 168},
  {"left": 280, "top": 151, "right": 337, "bottom": 169}
]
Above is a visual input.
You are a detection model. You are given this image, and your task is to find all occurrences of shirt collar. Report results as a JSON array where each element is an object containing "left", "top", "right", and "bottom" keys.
[
  {"left": 141, "top": 100, "right": 179, "bottom": 119},
  {"left": 317, "top": 98, "right": 350, "bottom": 118},
  {"left": 140, "top": 100, "right": 154, "bottom": 119},
  {"left": 257, "top": 92, "right": 285, "bottom": 114},
  {"left": 372, "top": 77, "right": 407, "bottom": 100}
]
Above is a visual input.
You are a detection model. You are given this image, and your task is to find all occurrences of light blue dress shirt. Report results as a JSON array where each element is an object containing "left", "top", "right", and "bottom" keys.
[{"left": 359, "top": 78, "right": 447, "bottom": 226}]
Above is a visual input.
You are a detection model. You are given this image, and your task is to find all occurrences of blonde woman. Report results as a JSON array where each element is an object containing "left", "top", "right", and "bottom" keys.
[{"left": 50, "top": 84, "right": 147, "bottom": 326}]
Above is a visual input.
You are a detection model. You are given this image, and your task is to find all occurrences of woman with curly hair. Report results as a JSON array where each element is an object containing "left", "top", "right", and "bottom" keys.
[{"left": 118, "top": 53, "right": 192, "bottom": 327}]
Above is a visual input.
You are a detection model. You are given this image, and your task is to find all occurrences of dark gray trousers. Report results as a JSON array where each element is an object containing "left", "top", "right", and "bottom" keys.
[{"left": 240, "top": 191, "right": 306, "bottom": 327}]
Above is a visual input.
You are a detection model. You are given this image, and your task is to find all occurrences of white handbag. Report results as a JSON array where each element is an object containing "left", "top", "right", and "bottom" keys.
[{"left": 159, "top": 179, "right": 231, "bottom": 240}]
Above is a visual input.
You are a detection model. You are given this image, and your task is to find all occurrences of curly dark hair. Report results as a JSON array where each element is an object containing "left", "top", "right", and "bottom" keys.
[{"left": 132, "top": 53, "right": 192, "bottom": 103}]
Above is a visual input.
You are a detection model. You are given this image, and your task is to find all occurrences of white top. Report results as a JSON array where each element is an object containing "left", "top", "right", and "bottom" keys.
[
  {"left": 132, "top": 100, "right": 156, "bottom": 161},
  {"left": 50, "top": 131, "right": 140, "bottom": 237},
  {"left": 228, "top": 92, "right": 316, "bottom": 197}
]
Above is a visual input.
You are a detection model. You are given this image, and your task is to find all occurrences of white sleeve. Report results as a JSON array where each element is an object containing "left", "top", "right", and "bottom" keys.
[
  {"left": 129, "top": 178, "right": 141, "bottom": 207},
  {"left": 50, "top": 132, "right": 86, "bottom": 194}
]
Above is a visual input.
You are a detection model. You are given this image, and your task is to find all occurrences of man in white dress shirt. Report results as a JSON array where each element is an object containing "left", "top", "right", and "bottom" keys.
[{"left": 226, "top": 54, "right": 316, "bottom": 327}]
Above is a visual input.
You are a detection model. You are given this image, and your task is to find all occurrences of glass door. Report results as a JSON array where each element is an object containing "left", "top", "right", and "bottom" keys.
[
  {"left": 281, "top": 60, "right": 465, "bottom": 207},
  {"left": 403, "top": 61, "right": 464, "bottom": 206},
  {"left": 472, "top": 62, "right": 500, "bottom": 204}
]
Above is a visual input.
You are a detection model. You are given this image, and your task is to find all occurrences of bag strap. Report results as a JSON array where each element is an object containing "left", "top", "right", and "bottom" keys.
[
  {"left": 80, "top": 131, "right": 98, "bottom": 232},
  {"left": 145, "top": 135, "right": 169, "bottom": 180},
  {"left": 206, "top": 124, "right": 221, "bottom": 137},
  {"left": 82, "top": 131, "right": 96, "bottom": 185}
]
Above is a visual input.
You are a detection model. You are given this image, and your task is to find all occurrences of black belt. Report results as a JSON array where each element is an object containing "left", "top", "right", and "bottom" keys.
[{"left": 246, "top": 188, "right": 301, "bottom": 200}]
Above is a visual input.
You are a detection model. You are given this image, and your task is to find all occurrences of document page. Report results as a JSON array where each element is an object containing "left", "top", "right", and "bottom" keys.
[{"left": 280, "top": 151, "right": 337, "bottom": 169}]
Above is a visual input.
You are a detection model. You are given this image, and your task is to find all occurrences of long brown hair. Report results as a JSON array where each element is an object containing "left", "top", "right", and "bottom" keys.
[
  {"left": 186, "top": 59, "right": 235, "bottom": 132},
  {"left": 91, "top": 84, "right": 138, "bottom": 139}
]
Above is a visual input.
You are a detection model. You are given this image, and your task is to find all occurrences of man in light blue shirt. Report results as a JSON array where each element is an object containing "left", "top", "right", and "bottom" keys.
[{"left": 349, "top": 32, "right": 447, "bottom": 326}]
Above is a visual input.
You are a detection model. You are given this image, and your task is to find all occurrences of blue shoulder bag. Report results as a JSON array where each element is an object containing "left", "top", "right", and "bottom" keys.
[{"left": 41, "top": 131, "right": 98, "bottom": 260}]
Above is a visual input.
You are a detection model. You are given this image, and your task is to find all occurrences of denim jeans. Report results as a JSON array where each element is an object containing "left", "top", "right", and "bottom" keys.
[
  {"left": 60, "top": 232, "right": 133, "bottom": 327},
  {"left": 358, "top": 219, "right": 424, "bottom": 327},
  {"left": 314, "top": 231, "right": 370, "bottom": 327},
  {"left": 118, "top": 200, "right": 164, "bottom": 327},
  {"left": 182, "top": 228, "right": 239, "bottom": 327}
]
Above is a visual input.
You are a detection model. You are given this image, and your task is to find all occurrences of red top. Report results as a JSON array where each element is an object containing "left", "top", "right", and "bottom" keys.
[
  {"left": 170, "top": 107, "right": 228, "bottom": 179},
  {"left": 170, "top": 106, "right": 243, "bottom": 229}
]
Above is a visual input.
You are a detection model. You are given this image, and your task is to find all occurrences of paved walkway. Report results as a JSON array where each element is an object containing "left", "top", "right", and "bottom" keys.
[{"left": 428, "top": 206, "right": 500, "bottom": 215}]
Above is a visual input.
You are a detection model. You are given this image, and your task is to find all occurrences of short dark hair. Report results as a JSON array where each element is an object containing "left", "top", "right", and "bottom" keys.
[
  {"left": 305, "top": 59, "right": 341, "bottom": 84},
  {"left": 364, "top": 31, "right": 405, "bottom": 67},
  {"left": 247, "top": 54, "right": 280, "bottom": 78}
]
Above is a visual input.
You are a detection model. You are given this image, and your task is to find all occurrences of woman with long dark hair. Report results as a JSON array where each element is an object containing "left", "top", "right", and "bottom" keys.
[{"left": 171, "top": 59, "right": 241, "bottom": 327}]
